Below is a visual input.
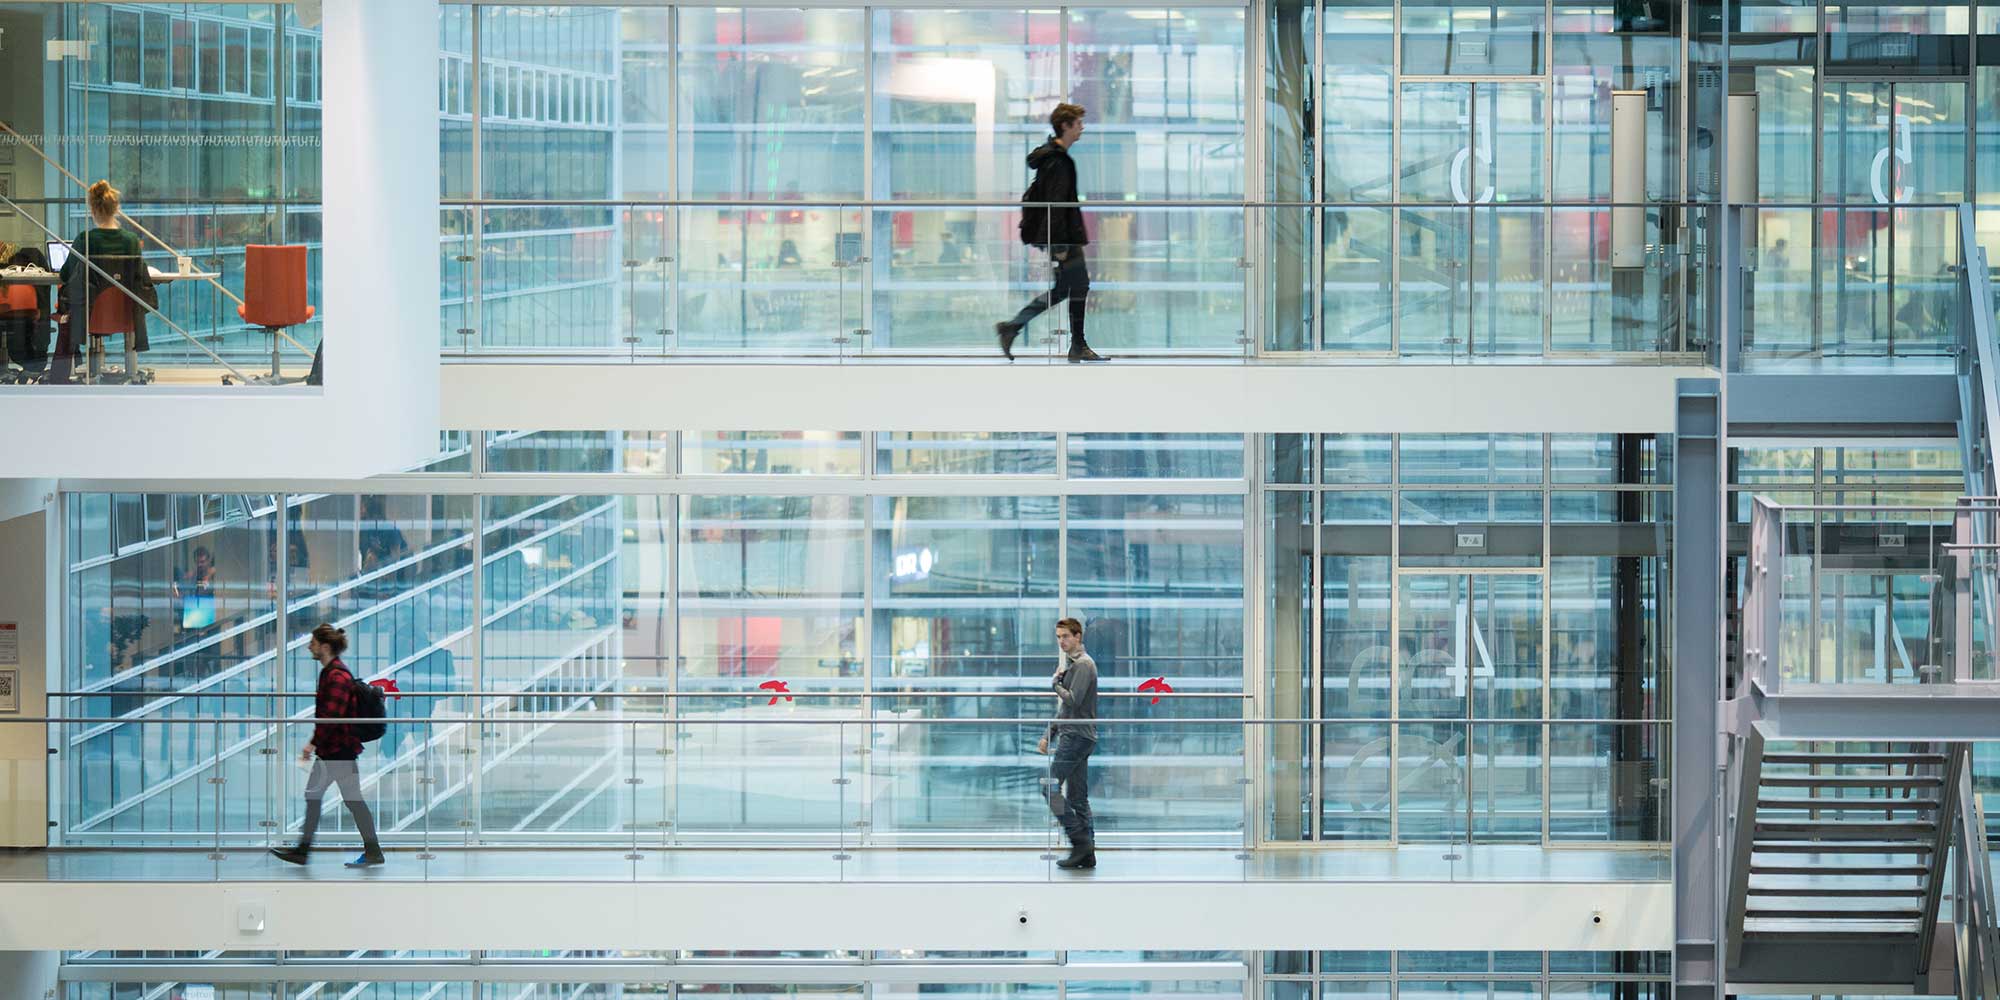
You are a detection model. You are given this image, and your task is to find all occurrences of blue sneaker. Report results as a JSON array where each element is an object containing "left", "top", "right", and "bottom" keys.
[{"left": 343, "top": 850, "right": 386, "bottom": 868}]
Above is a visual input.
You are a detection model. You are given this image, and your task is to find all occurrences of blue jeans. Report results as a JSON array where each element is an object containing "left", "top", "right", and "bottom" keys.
[{"left": 1045, "top": 732, "right": 1095, "bottom": 849}]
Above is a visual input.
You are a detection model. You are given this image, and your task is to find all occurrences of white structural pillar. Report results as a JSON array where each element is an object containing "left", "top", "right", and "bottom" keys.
[
  {"left": 0, "top": 498, "right": 54, "bottom": 848},
  {"left": 1610, "top": 90, "right": 1648, "bottom": 270},
  {"left": 1726, "top": 93, "right": 1760, "bottom": 255},
  {"left": 0, "top": 950, "right": 57, "bottom": 1000}
]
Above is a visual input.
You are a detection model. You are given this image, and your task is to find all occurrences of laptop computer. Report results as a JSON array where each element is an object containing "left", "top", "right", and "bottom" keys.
[
  {"left": 181, "top": 593, "right": 216, "bottom": 630},
  {"left": 45, "top": 241, "right": 69, "bottom": 271}
]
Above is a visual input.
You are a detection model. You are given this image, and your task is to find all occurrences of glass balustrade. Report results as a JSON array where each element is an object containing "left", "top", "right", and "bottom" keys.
[{"left": 9, "top": 700, "right": 1668, "bottom": 882}]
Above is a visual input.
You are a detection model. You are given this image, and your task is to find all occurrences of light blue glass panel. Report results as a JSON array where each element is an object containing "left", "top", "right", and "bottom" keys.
[
  {"left": 1066, "top": 433, "right": 1245, "bottom": 478},
  {"left": 1399, "top": 435, "right": 1542, "bottom": 484},
  {"left": 1066, "top": 492, "right": 1246, "bottom": 698},
  {"left": 876, "top": 432, "right": 1059, "bottom": 475},
  {"left": 678, "top": 7, "right": 866, "bottom": 200},
  {"left": 870, "top": 9, "right": 1061, "bottom": 201},
  {"left": 1066, "top": 8, "right": 1247, "bottom": 199}
]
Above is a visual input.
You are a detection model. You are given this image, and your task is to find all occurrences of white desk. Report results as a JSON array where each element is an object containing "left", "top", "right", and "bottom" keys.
[{"left": 148, "top": 270, "right": 222, "bottom": 283}]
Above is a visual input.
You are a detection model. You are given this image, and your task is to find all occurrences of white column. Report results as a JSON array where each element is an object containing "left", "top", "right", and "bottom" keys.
[
  {"left": 0, "top": 496, "right": 54, "bottom": 848},
  {"left": 0, "top": 951, "right": 57, "bottom": 1000}
]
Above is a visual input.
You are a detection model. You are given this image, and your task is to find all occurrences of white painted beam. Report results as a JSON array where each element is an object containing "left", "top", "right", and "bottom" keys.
[
  {"left": 443, "top": 364, "right": 1711, "bottom": 434},
  {"left": 0, "top": 879, "right": 1670, "bottom": 952}
]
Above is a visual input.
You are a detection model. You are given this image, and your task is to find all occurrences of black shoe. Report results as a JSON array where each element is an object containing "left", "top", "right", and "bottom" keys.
[
  {"left": 344, "top": 850, "right": 386, "bottom": 869},
  {"left": 1067, "top": 345, "right": 1107, "bottom": 363},
  {"left": 270, "top": 845, "right": 310, "bottom": 866},
  {"left": 1056, "top": 848, "right": 1096, "bottom": 870},
  {"left": 996, "top": 322, "right": 1021, "bottom": 360}
]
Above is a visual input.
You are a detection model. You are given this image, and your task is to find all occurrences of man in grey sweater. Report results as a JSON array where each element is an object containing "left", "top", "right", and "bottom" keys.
[{"left": 1038, "top": 617, "right": 1099, "bottom": 869}]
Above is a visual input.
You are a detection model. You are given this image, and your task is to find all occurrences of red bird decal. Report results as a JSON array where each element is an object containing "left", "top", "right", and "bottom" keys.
[
  {"left": 759, "top": 679, "right": 793, "bottom": 706},
  {"left": 369, "top": 678, "right": 402, "bottom": 701},
  {"left": 1138, "top": 676, "right": 1173, "bottom": 705}
]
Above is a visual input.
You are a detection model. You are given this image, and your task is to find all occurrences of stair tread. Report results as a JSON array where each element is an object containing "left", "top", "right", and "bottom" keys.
[
  {"left": 1757, "top": 798, "right": 1939, "bottom": 810},
  {"left": 1762, "top": 775, "right": 1943, "bottom": 787},
  {"left": 1747, "top": 885, "right": 1927, "bottom": 897},
  {"left": 1750, "top": 864, "right": 1930, "bottom": 876},
  {"left": 1746, "top": 909, "right": 1924, "bottom": 921},
  {"left": 1763, "top": 753, "right": 1946, "bottom": 765},
  {"left": 1753, "top": 823, "right": 1937, "bottom": 841},
  {"left": 1751, "top": 842, "right": 1936, "bottom": 853},
  {"left": 1743, "top": 918, "right": 1921, "bottom": 939}
]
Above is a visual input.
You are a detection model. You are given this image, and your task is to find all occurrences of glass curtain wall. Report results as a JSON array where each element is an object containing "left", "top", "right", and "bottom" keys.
[
  {"left": 56, "top": 432, "right": 1669, "bottom": 848},
  {"left": 1262, "top": 434, "right": 1671, "bottom": 845},
  {"left": 0, "top": 3, "right": 323, "bottom": 371},
  {"left": 1267, "top": 0, "right": 1692, "bottom": 356},
  {"left": 57, "top": 431, "right": 1249, "bottom": 846},
  {"left": 439, "top": 4, "right": 1250, "bottom": 358},
  {"left": 1737, "top": 0, "right": 1976, "bottom": 361}
]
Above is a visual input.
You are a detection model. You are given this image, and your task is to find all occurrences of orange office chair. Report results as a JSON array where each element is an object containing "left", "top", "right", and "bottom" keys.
[
  {"left": 235, "top": 244, "right": 314, "bottom": 385},
  {"left": 0, "top": 284, "right": 36, "bottom": 319},
  {"left": 84, "top": 287, "right": 140, "bottom": 384},
  {"left": 0, "top": 284, "right": 38, "bottom": 382}
]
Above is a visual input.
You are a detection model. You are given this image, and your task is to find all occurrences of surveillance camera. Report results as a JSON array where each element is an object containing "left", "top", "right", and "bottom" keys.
[
  {"left": 1591, "top": 911, "right": 1604, "bottom": 926},
  {"left": 1017, "top": 909, "right": 1029, "bottom": 925}
]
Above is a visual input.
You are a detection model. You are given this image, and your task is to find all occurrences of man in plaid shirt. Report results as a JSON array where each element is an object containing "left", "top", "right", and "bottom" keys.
[{"left": 271, "top": 624, "right": 384, "bottom": 868}]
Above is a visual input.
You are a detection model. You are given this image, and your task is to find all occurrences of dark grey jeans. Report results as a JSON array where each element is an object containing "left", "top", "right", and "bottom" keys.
[
  {"left": 1045, "top": 732, "right": 1096, "bottom": 849},
  {"left": 1007, "top": 246, "right": 1090, "bottom": 348}
]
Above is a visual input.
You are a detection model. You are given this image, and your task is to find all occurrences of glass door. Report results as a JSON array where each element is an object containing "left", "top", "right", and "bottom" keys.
[
  {"left": 1816, "top": 79, "right": 1966, "bottom": 358},
  {"left": 1394, "top": 572, "right": 1544, "bottom": 843},
  {"left": 1397, "top": 80, "right": 1547, "bottom": 358}
]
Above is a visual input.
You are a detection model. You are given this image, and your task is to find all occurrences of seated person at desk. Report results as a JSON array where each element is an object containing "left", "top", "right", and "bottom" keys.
[
  {"left": 50, "top": 180, "right": 156, "bottom": 382},
  {"left": 0, "top": 245, "right": 55, "bottom": 374}
]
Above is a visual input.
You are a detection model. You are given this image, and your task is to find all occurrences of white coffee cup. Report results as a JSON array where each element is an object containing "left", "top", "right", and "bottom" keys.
[{"left": 176, "top": 255, "right": 193, "bottom": 276}]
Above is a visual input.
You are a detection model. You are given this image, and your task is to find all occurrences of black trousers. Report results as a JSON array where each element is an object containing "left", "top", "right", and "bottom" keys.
[{"left": 1008, "top": 246, "right": 1090, "bottom": 348}]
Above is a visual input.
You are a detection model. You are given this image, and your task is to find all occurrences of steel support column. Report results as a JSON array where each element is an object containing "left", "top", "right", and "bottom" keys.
[{"left": 1673, "top": 377, "right": 1724, "bottom": 1000}]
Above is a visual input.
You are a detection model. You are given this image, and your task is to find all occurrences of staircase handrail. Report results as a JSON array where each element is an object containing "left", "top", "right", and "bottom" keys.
[
  {"left": 1959, "top": 205, "right": 2000, "bottom": 500},
  {"left": 1952, "top": 752, "right": 2000, "bottom": 1000},
  {"left": 1920, "top": 743, "right": 1971, "bottom": 976},
  {"left": 1723, "top": 721, "right": 1768, "bottom": 970}
]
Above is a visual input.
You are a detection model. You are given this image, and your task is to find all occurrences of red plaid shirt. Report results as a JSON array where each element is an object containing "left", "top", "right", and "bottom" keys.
[{"left": 312, "top": 660, "right": 363, "bottom": 760}]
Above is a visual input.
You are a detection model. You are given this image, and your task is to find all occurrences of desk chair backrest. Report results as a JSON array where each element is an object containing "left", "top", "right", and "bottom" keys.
[
  {"left": 0, "top": 285, "right": 36, "bottom": 317},
  {"left": 87, "top": 287, "right": 136, "bottom": 336},
  {"left": 239, "top": 244, "right": 313, "bottom": 328}
]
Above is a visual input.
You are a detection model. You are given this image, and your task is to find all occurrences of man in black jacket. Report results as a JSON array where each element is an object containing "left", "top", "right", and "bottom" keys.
[{"left": 998, "top": 103, "right": 1107, "bottom": 363}]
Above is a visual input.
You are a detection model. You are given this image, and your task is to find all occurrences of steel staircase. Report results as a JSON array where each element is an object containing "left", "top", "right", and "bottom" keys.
[{"left": 1727, "top": 740, "right": 1969, "bottom": 992}]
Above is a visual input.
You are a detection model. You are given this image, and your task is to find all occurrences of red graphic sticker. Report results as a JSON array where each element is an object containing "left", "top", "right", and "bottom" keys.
[
  {"left": 758, "top": 679, "right": 793, "bottom": 706},
  {"left": 1138, "top": 676, "right": 1173, "bottom": 705},
  {"left": 369, "top": 678, "right": 403, "bottom": 701}
]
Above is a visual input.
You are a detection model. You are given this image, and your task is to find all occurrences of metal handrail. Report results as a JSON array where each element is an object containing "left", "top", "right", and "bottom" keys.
[
  {"left": 1954, "top": 754, "right": 2000, "bottom": 1000},
  {"left": 441, "top": 197, "right": 1971, "bottom": 210},
  {"left": 48, "top": 689, "right": 1253, "bottom": 700},
  {"left": 1916, "top": 742, "right": 1969, "bottom": 975},
  {"left": 23, "top": 715, "right": 1666, "bottom": 727}
]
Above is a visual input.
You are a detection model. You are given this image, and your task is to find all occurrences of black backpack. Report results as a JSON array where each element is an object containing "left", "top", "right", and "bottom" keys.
[
  {"left": 347, "top": 676, "right": 388, "bottom": 744},
  {"left": 1019, "top": 172, "right": 1051, "bottom": 248}
]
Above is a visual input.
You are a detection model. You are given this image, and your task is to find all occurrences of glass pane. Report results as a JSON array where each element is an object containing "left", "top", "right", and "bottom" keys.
[
  {"left": 1066, "top": 433, "right": 1245, "bottom": 478},
  {"left": 682, "top": 432, "right": 863, "bottom": 475},
  {"left": 679, "top": 8, "right": 867, "bottom": 200},
  {"left": 876, "top": 432, "right": 1059, "bottom": 475},
  {"left": 1067, "top": 8, "right": 1248, "bottom": 200},
  {"left": 870, "top": 10, "right": 1061, "bottom": 201}
]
